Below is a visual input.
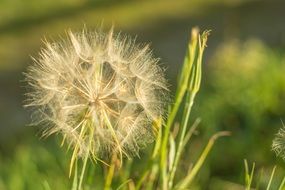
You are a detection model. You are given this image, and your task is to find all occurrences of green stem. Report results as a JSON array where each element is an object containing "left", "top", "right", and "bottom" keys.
[
  {"left": 71, "top": 160, "right": 78, "bottom": 190},
  {"left": 278, "top": 176, "right": 285, "bottom": 190},
  {"left": 104, "top": 155, "right": 116, "bottom": 190},
  {"left": 266, "top": 166, "right": 276, "bottom": 190},
  {"left": 160, "top": 35, "right": 196, "bottom": 190},
  {"left": 168, "top": 93, "right": 196, "bottom": 188},
  {"left": 78, "top": 154, "right": 89, "bottom": 190}
]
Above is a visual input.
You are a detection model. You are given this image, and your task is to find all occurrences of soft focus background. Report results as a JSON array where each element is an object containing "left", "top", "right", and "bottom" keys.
[{"left": 1, "top": 0, "right": 285, "bottom": 189}]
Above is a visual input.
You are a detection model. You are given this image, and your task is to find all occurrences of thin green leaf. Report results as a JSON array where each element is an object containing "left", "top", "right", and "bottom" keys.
[
  {"left": 175, "top": 131, "right": 230, "bottom": 189},
  {"left": 278, "top": 176, "right": 285, "bottom": 190},
  {"left": 266, "top": 166, "right": 277, "bottom": 190}
]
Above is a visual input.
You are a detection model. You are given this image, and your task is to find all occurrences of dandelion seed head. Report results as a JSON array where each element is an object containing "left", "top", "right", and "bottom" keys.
[
  {"left": 25, "top": 29, "right": 168, "bottom": 161},
  {"left": 272, "top": 125, "right": 285, "bottom": 160}
]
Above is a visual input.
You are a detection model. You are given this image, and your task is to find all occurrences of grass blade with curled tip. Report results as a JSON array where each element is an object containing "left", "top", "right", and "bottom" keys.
[
  {"left": 168, "top": 29, "right": 210, "bottom": 189},
  {"left": 175, "top": 131, "right": 231, "bottom": 189},
  {"left": 160, "top": 27, "right": 200, "bottom": 190}
]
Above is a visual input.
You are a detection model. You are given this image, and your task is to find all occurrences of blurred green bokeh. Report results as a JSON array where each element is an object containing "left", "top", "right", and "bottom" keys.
[
  {"left": 194, "top": 39, "right": 285, "bottom": 188},
  {"left": 1, "top": 0, "right": 285, "bottom": 189}
]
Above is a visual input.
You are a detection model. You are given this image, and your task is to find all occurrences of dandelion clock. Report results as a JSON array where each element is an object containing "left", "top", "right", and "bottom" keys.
[{"left": 24, "top": 29, "right": 168, "bottom": 168}]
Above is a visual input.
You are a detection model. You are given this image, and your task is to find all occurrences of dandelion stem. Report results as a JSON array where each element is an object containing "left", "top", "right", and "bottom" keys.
[
  {"left": 71, "top": 160, "right": 78, "bottom": 190},
  {"left": 78, "top": 154, "right": 88, "bottom": 190},
  {"left": 104, "top": 155, "right": 116, "bottom": 190}
]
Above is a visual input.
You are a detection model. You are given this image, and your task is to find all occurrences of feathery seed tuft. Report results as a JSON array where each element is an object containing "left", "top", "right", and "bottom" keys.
[{"left": 24, "top": 29, "right": 168, "bottom": 163}]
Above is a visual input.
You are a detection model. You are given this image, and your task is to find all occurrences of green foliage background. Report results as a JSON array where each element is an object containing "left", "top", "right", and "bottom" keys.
[{"left": 1, "top": 0, "right": 285, "bottom": 189}]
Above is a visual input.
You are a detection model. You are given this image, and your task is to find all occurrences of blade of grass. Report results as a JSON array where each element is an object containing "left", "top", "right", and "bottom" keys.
[
  {"left": 168, "top": 134, "right": 176, "bottom": 172},
  {"left": 43, "top": 180, "right": 51, "bottom": 190},
  {"left": 266, "top": 166, "right": 277, "bottom": 190},
  {"left": 181, "top": 118, "right": 201, "bottom": 148},
  {"left": 119, "top": 160, "right": 133, "bottom": 190},
  {"left": 152, "top": 118, "right": 163, "bottom": 159},
  {"left": 168, "top": 30, "right": 209, "bottom": 189},
  {"left": 144, "top": 164, "right": 159, "bottom": 190},
  {"left": 135, "top": 119, "right": 163, "bottom": 190},
  {"left": 244, "top": 159, "right": 255, "bottom": 190},
  {"left": 71, "top": 160, "right": 78, "bottom": 190},
  {"left": 117, "top": 179, "right": 133, "bottom": 190},
  {"left": 104, "top": 156, "right": 116, "bottom": 190},
  {"left": 78, "top": 154, "right": 89, "bottom": 190},
  {"left": 175, "top": 131, "right": 230, "bottom": 189},
  {"left": 160, "top": 27, "right": 200, "bottom": 190},
  {"left": 278, "top": 176, "right": 285, "bottom": 190}
]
